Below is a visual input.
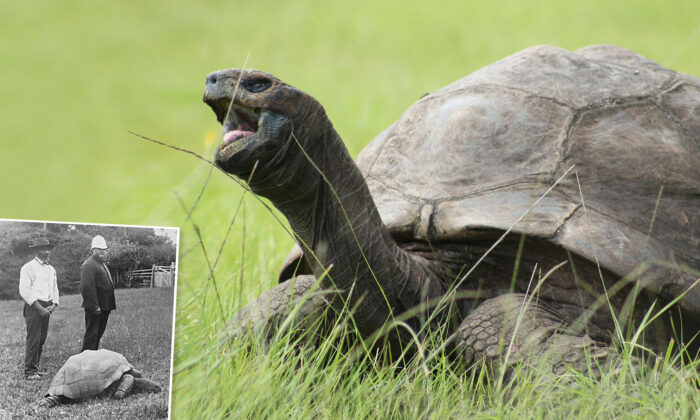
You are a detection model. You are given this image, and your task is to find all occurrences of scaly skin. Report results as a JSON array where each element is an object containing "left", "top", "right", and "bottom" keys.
[
  {"left": 203, "top": 69, "right": 646, "bottom": 373},
  {"left": 36, "top": 372, "right": 161, "bottom": 410},
  {"left": 205, "top": 69, "right": 446, "bottom": 351}
]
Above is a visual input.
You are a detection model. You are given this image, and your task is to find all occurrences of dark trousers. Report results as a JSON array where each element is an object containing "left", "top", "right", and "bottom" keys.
[
  {"left": 82, "top": 310, "right": 111, "bottom": 351},
  {"left": 24, "top": 300, "right": 52, "bottom": 376}
]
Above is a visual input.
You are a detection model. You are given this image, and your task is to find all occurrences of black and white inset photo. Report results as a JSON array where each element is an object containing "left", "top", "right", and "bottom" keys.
[{"left": 0, "top": 218, "right": 178, "bottom": 419}]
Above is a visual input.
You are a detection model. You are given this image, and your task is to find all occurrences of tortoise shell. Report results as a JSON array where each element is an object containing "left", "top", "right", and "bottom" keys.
[
  {"left": 354, "top": 45, "right": 700, "bottom": 314},
  {"left": 47, "top": 349, "right": 133, "bottom": 400}
]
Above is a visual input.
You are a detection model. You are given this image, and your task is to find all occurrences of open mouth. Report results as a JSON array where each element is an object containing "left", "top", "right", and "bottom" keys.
[{"left": 217, "top": 101, "right": 262, "bottom": 149}]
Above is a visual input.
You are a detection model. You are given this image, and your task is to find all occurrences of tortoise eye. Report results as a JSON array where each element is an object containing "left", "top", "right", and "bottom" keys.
[{"left": 244, "top": 77, "right": 272, "bottom": 93}]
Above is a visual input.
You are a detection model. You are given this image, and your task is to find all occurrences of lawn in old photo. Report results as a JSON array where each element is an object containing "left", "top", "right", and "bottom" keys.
[
  {"left": 0, "top": 288, "right": 173, "bottom": 419},
  {"left": 0, "top": 219, "right": 177, "bottom": 418}
]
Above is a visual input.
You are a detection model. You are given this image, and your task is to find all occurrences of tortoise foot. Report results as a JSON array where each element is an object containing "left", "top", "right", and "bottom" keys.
[
  {"left": 36, "top": 395, "right": 70, "bottom": 410},
  {"left": 458, "top": 293, "right": 617, "bottom": 379},
  {"left": 228, "top": 275, "right": 336, "bottom": 342}
]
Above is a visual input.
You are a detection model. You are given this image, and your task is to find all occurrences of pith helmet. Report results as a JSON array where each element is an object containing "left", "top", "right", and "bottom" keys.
[{"left": 91, "top": 235, "right": 108, "bottom": 250}]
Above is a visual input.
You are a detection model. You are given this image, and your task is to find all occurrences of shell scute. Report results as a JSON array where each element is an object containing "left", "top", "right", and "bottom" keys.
[
  {"left": 354, "top": 45, "right": 700, "bottom": 313},
  {"left": 47, "top": 349, "right": 133, "bottom": 400}
]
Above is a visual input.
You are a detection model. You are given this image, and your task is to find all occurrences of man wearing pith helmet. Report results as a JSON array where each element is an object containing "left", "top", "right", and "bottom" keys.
[
  {"left": 19, "top": 237, "right": 59, "bottom": 380},
  {"left": 80, "top": 235, "right": 116, "bottom": 351}
]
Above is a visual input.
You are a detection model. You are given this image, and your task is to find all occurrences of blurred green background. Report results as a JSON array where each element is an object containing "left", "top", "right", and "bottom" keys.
[
  {"left": 3, "top": 0, "right": 699, "bottom": 223},
  {"left": 2, "top": 0, "right": 699, "bottom": 416}
]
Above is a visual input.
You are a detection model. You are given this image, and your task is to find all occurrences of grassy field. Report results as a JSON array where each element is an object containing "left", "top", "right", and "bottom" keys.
[
  {"left": 0, "top": 288, "right": 174, "bottom": 419},
  {"left": 2, "top": 0, "right": 700, "bottom": 418}
]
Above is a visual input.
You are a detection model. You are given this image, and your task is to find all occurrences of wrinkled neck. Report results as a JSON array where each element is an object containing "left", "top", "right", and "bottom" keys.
[{"left": 256, "top": 122, "right": 445, "bottom": 338}]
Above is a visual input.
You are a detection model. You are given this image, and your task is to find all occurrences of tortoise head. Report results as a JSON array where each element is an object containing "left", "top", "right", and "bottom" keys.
[
  {"left": 132, "top": 377, "right": 162, "bottom": 394},
  {"left": 203, "top": 69, "right": 325, "bottom": 180}
]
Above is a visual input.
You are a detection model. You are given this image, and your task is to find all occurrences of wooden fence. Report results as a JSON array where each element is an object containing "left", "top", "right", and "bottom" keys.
[{"left": 121, "top": 262, "right": 176, "bottom": 288}]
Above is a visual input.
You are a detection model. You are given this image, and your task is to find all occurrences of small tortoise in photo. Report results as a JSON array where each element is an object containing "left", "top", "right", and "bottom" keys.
[
  {"left": 203, "top": 45, "right": 700, "bottom": 375},
  {"left": 38, "top": 349, "right": 161, "bottom": 409}
]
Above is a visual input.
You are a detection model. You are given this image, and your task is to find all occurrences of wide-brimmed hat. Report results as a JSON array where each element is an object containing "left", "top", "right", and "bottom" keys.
[{"left": 28, "top": 237, "right": 54, "bottom": 249}]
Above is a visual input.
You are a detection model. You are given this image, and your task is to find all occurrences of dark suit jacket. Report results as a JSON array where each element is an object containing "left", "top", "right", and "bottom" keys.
[{"left": 80, "top": 256, "right": 116, "bottom": 312}]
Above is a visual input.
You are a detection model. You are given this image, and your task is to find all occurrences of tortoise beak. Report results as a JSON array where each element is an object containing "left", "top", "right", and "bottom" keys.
[
  {"left": 203, "top": 87, "right": 230, "bottom": 125},
  {"left": 203, "top": 70, "right": 241, "bottom": 123}
]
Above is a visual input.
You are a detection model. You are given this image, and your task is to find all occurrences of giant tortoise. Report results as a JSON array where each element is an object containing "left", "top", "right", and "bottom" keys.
[
  {"left": 203, "top": 45, "right": 700, "bottom": 375},
  {"left": 37, "top": 349, "right": 161, "bottom": 408}
]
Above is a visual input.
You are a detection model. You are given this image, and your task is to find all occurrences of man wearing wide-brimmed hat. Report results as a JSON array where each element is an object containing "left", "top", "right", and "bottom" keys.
[
  {"left": 80, "top": 235, "right": 116, "bottom": 351},
  {"left": 18, "top": 237, "right": 59, "bottom": 380}
]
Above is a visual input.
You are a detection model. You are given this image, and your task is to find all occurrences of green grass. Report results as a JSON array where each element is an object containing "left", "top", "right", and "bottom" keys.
[
  {"left": 0, "top": 288, "right": 174, "bottom": 419},
  {"left": 174, "top": 292, "right": 700, "bottom": 419},
  {"left": 2, "top": 0, "right": 700, "bottom": 418}
]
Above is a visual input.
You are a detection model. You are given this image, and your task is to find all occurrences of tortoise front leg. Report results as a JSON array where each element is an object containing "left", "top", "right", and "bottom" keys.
[
  {"left": 458, "top": 293, "right": 616, "bottom": 379},
  {"left": 113, "top": 373, "right": 135, "bottom": 399},
  {"left": 228, "top": 275, "right": 336, "bottom": 342},
  {"left": 113, "top": 373, "right": 162, "bottom": 399}
]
